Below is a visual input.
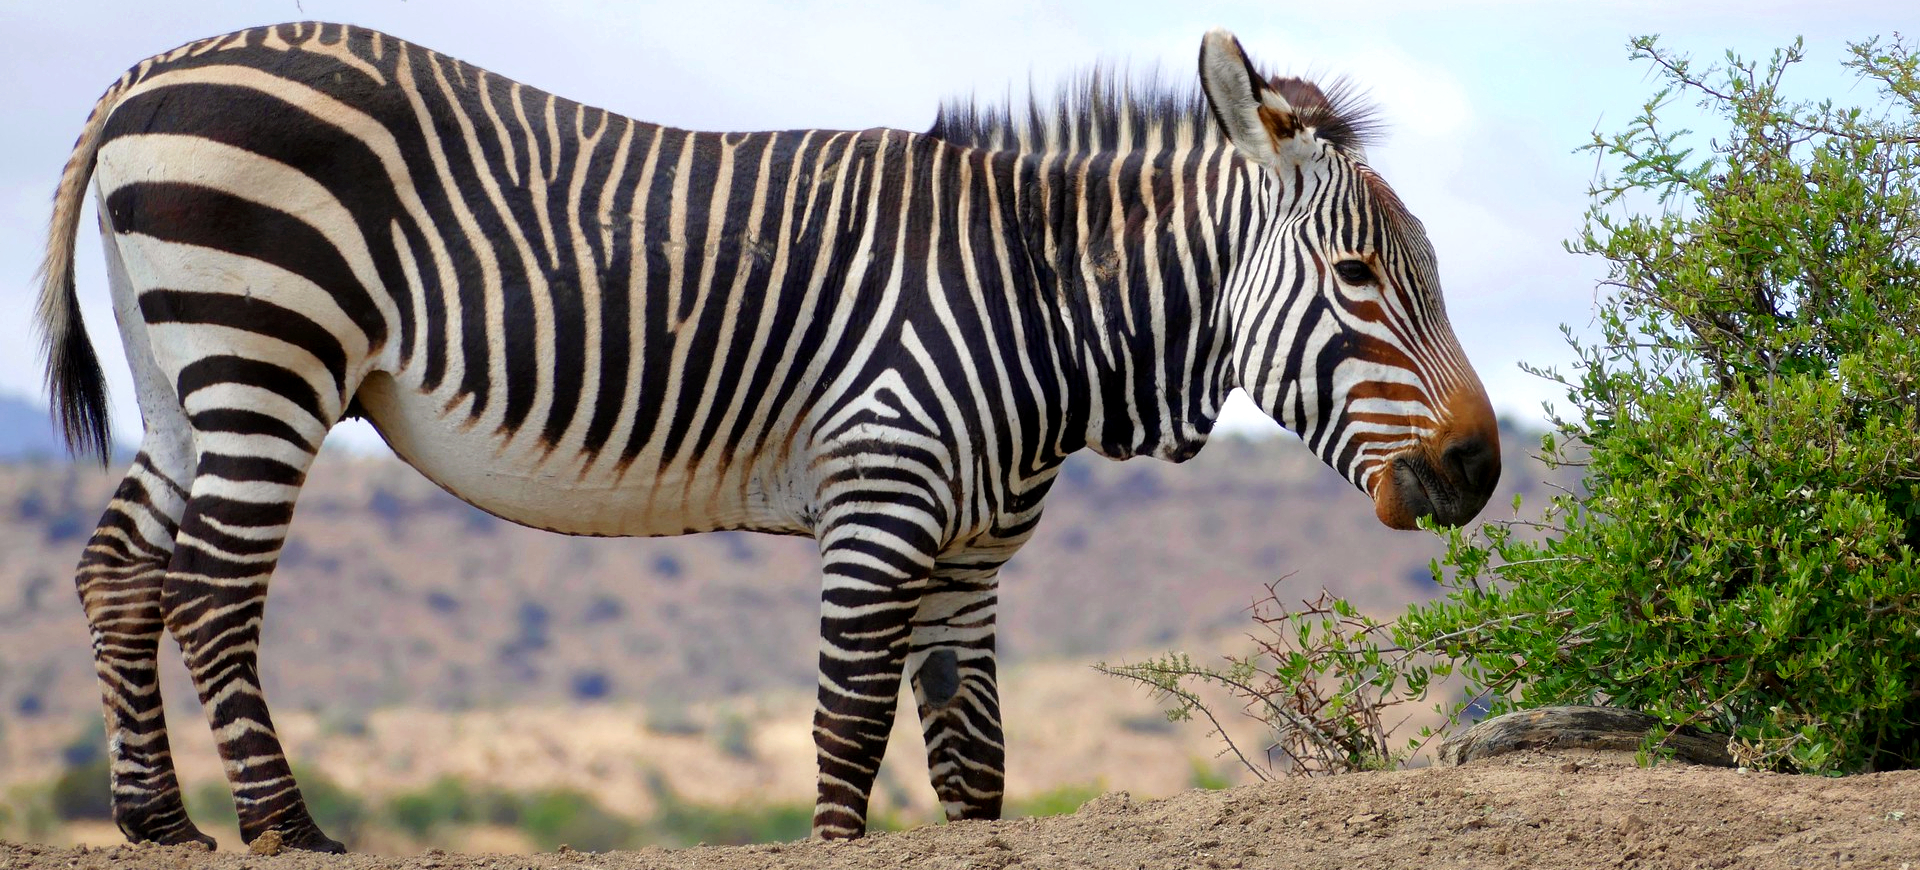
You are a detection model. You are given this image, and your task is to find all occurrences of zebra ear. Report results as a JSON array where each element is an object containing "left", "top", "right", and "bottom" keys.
[{"left": 1198, "top": 29, "right": 1317, "bottom": 170}]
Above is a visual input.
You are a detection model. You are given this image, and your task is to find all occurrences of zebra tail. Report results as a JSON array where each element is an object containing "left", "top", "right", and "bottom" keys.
[{"left": 36, "top": 82, "right": 121, "bottom": 465}]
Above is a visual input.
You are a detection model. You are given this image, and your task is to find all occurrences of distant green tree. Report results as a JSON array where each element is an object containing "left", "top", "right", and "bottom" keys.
[
  {"left": 646, "top": 793, "right": 814, "bottom": 847},
  {"left": 516, "top": 789, "right": 636, "bottom": 852},
  {"left": 1418, "top": 34, "right": 1920, "bottom": 772},
  {"left": 48, "top": 758, "right": 110, "bottom": 821},
  {"left": 1006, "top": 782, "right": 1105, "bottom": 818}
]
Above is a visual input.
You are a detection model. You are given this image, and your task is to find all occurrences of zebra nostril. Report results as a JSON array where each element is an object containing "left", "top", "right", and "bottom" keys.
[{"left": 1442, "top": 436, "right": 1500, "bottom": 496}]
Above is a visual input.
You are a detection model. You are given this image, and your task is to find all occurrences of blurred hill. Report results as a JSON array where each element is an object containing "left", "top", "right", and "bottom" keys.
[
  {"left": 0, "top": 408, "right": 1569, "bottom": 788},
  {"left": 0, "top": 394, "right": 136, "bottom": 464},
  {"left": 0, "top": 395, "right": 76, "bottom": 463}
]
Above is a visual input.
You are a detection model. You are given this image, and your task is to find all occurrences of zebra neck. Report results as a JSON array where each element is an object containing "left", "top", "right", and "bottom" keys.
[{"left": 1013, "top": 146, "right": 1242, "bottom": 463}]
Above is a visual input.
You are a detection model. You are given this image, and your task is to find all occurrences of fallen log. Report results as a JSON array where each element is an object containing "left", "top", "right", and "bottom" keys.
[{"left": 1439, "top": 705, "right": 1734, "bottom": 767}]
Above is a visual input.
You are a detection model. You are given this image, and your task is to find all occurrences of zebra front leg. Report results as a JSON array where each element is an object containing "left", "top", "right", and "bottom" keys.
[
  {"left": 910, "top": 572, "right": 1004, "bottom": 822},
  {"left": 163, "top": 447, "right": 342, "bottom": 853},
  {"left": 809, "top": 513, "right": 937, "bottom": 838},
  {"left": 77, "top": 452, "right": 214, "bottom": 848}
]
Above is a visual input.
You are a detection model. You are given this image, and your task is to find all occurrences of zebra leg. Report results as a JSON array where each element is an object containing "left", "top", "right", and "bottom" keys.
[
  {"left": 810, "top": 513, "right": 937, "bottom": 838},
  {"left": 910, "top": 569, "right": 1004, "bottom": 822},
  {"left": 77, "top": 450, "right": 214, "bottom": 848},
  {"left": 162, "top": 440, "right": 342, "bottom": 852}
]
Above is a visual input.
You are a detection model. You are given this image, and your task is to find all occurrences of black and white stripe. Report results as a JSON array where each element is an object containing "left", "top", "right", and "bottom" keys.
[{"left": 38, "top": 23, "right": 1499, "bottom": 850}]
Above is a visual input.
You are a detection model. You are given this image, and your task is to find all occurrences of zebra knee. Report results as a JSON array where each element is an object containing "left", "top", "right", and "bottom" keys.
[{"left": 917, "top": 648, "right": 961, "bottom": 707}]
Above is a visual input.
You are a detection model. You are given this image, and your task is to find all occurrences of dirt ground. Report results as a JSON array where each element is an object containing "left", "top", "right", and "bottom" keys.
[{"left": 5, "top": 750, "right": 1915, "bottom": 870}]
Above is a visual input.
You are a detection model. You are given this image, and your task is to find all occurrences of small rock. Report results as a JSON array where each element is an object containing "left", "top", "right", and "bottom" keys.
[
  {"left": 1345, "top": 812, "right": 1382, "bottom": 829},
  {"left": 1560, "top": 761, "right": 1582, "bottom": 773},
  {"left": 249, "top": 829, "right": 285, "bottom": 856}
]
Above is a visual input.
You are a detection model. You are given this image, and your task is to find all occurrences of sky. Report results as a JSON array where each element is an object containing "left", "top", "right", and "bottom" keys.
[{"left": 0, "top": 0, "right": 1911, "bottom": 451}]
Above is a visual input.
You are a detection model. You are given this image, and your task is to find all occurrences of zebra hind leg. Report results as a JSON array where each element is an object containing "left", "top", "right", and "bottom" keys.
[
  {"left": 77, "top": 450, "right": 214, "bottom": 848},
  {"left": 910, "top": 574, "right": 1004, "bottom": 822},
  {"left": 810, "top": 512, "right": 939, "bottom": 838},
  {"left": 161, "top": 412, "right": 342, "bottom": 852}
]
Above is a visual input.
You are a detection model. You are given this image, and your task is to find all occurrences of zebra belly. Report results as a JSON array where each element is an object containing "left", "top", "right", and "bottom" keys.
[{"left": 352, "top": 374, "right": 807, "bottom": 538}]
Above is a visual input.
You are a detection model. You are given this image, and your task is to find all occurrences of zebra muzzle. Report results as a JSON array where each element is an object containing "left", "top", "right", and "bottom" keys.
[{"left": 1374, "top": 443, "right": 1495, "bottom": 530}]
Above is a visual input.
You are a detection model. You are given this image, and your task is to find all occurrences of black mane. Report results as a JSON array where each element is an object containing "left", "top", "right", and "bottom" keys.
[{"left": 927, "top": 65, "right": 1383, "bottom": 157}]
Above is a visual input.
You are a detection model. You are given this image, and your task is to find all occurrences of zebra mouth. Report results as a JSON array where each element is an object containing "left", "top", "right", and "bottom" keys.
[{"left": 1373, "top": 451, "right": 1483, "bottom": 530}]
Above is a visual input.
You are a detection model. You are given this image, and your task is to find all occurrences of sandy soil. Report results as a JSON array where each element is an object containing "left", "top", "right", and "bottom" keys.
[{"left": 6, "top": 750, "right": 1914, "bottom": 870}]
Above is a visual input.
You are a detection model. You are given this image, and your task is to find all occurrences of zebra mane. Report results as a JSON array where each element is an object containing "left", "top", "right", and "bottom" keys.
[{"left": 926, "top": 65, "right": 1382, "bottom": 158}]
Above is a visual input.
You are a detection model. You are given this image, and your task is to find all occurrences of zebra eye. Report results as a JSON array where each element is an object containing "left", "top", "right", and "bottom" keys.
[{"left": 1333, "top": 259, "right": 1377, "bottom": 285}]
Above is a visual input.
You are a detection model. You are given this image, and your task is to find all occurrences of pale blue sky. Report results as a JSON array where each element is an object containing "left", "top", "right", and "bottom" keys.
[{"left": 2, "top": 1, "right": 1909, "bottom": 449}]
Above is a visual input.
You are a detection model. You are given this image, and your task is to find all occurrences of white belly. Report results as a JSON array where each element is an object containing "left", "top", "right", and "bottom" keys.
[{"left": 351, "top": 374, "right": 807, "bottom": 538}]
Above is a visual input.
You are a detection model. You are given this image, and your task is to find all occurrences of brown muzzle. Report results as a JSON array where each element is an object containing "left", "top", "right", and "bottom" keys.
[{"left": 1370, "top": 387, "right": 1501, "bottom": 530}]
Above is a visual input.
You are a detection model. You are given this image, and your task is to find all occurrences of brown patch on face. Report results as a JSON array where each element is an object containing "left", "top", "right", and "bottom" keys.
[{"left": 1364, "top": 375, "right": 1502, "bottom": 531}]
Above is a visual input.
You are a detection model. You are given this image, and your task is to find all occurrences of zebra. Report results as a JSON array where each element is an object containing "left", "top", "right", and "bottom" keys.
[{"left": 37, "top": 22, "right": 1500, "bottom": 851}]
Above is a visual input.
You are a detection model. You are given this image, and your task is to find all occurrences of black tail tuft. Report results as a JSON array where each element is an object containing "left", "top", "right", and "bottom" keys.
[{"left": 46, "top": 295, "right": 112, "bottom": 466}]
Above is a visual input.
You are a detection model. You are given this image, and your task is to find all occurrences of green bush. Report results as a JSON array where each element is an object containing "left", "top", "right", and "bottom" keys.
[
  {"left": 382, "top": 773, "right": 842, "bottom": 850},
  {"left": 0, "top": 784, "right": 58, "bottom": 840},
  {"left": 1006, "top": 782, "right": 1104, "bottom": 818},
  {"left": 185, "top": 780, "right": 237, "bottom": 832},
  {"left": 294, "top": 766, "right": 368, "bottom": 845},
  {"left": 516, "top": 789, "right": 637, "bottom": 852},
  {"left": 712, "top": 712, "right": 755, "bottom": 761},
  {"left": 648, "top": 795, "right": 813, "bottom": 846},
  {"left": 386, "top": 777, "right": 469, "bottom": 840},
  {"left": 386, "top": 776, "right": 522, "bottom": 841},
  {"left": 1416, "top": 34, "right": 1920, "bottom": 772},
  {"left": 1100, "top": 585, "right": 1418, "bottom": 779},
  {"left": 48, "top": 756, "right": 111, "bottom": 821},
  {"left": 384, "top": 777, "right": 633, "bottom": 850},
  {"left": 1187, "top": 760, "right": 1231, "bottom": 791}
]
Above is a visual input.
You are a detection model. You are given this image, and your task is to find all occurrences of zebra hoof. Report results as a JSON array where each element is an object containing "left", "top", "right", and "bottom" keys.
[
  {"left": 136, "top": 828, "right": 217, "bottom": 851},
  {"left": 116, "top": 805, "right": 217, "bottom": 851},
  {"left": 246, "top": 824, "right": 346, "bottom": 854}
]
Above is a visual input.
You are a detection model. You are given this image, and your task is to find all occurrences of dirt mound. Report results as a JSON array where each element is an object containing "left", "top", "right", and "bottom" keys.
[{"left": 6, "top": 750, "right": 1914, "bottom": 870}]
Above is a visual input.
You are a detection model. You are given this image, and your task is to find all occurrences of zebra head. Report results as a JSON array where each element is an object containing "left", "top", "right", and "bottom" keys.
[{"left": 1199, "top": 30, "right": 1500, "bottom": 529}]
